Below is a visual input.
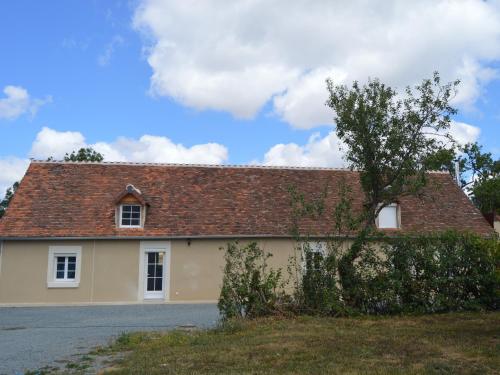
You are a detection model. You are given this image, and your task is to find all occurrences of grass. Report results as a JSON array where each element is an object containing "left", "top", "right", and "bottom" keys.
[{"left": 98, "top": 312, "right": 500, "bottom": 375}]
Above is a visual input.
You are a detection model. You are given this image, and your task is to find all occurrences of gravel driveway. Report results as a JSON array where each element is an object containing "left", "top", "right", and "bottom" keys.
[{"left": 0, "top": 303, "right": 219, "bottom": 374}]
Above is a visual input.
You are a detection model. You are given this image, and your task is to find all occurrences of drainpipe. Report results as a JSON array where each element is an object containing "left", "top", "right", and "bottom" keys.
[{"left": 0, "top": 240, "right": 3, "bottom": 277}]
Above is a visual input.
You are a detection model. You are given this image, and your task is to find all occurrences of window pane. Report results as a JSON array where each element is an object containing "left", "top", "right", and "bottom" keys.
[
  {"left": 67, "top": 262, "right": 76, "bottom": 271},
  {"left": 147, "top": 265, "right": 155, "bottom": 277},
  {"left": 56, "top": 256, "right": 66, "bottom": 264},
  {"left": 155, "top": 277, "right": 162, "bottom": 291},
  {"left": 56, "top": 263, "right": 65, "bottom": 271},
  {"left": 378, "top": 206, "right": 398, "bottom": 228},
  {"left": 121, "top": 205, "right": 141, "bottom": 227},
  {"left": 156, "top": 265, "right": 163, "bottom": 276},
  {"left": 148, "top": 252, "right": 155, "bottom": 264},
  {"left": 147, "top": 278, "right": 155, "bottom": 291},
  {"left": 67, "top": 271, "right": 76, "bottom": 279},
  {"left": 68, "top": 256, "right": 76, "bottom": 263},
  {"left": 56, "top": 271, "right": 65, "bottom": 279}
]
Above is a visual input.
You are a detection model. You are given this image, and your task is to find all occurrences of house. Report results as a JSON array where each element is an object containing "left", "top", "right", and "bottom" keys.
[
  {"left": 0, "top": 161, "right": 493, "bottom": 306},
  {"left": 483, "top": 212, "right": 500, "bottom": 235}
]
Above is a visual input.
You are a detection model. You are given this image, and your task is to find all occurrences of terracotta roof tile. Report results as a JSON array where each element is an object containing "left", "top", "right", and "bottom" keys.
[{"left": 0, "top": 161, "right": 493, "bottom": 238}]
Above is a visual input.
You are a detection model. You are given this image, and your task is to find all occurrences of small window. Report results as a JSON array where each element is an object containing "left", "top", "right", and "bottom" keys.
[
  {"left": 302, "top": 242, "right": 327, "bottom": 271},
  {"left": 376, "top": 204, "right": 399, "bottom": 229},
  {"left": 47, "top": 246, "right": 81, "bottom": 288},
  {"left": 55, "top": 256, "right": 77, "bottom": 280},
  {"left": 120, "top": 204, "right": 141, "bottom": 227}
]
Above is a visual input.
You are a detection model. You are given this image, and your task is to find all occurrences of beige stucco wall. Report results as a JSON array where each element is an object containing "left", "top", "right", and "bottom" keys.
[
  {"left": 494, "top": 221, "right": 500, "bottom": 235},
  {"left": 169, "top": 238, "right": 297, "bottom": 301},
  {"left": 0, "top": 238, "right": 299, "bottom": 305},
  {"left": 0, "top": 240, "right": 141, "bottom": 304},
  {"left": 91, "top": 240, "right": 140, "bottom": 302},
  {"left": 0, "top": 241, "right": 95, "bottom": 304}
]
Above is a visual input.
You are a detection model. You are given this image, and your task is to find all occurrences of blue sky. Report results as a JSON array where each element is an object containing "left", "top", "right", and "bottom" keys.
[{"left": 1, "top": 0, "right": 499, "bottom": 192}]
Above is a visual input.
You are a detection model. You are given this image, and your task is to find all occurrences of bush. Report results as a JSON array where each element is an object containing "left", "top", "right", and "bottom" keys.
[
  {"left": 291, "top": 241, "right": 344, "bottom": 316},
  {"left": 218, "top": 242, "right": 284, "bottom": 320},
  {"left": 288, "top": 231, "right": 498, "bottom": 316},
  {"left": 382, "top": 231, "right": 499, "bottom": 313},
  {"left": 218, "top": 233, "right": 498, "bottom": 319}
]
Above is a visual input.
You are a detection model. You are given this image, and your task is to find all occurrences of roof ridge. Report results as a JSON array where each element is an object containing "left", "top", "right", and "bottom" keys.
[
  {"left": 29, "top": 160, "right": 449, "bottom": 173},
  {"left": 30, "top": 160, "right": 355, "bottom": 171}
]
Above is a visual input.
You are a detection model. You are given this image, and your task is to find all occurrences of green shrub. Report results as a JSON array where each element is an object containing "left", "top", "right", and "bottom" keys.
[
  {"left": 288, "top": 231, "right": 498, "bottom": 316},
  {"left": 383, "top": 231, "right": 499, "bottom": 313},
  {"left": 218, "top": 241, "right": 284, "bottom": 320},
  {"left": 292, "top": 241, "right": 344, "bottom": 316},
  {"left": 218, "top": 233, "right": 498, "bottom": 319}
]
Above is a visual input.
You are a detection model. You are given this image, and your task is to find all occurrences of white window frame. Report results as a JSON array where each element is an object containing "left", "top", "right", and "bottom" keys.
[
  {"left": 47, "top": 246, "right": 82, "bottom": 288},
  {"left": 54, "top": 256, "right": 77, "bottom": 281},
  {"left": 301, "top": 241, "right": 327, "bottom": 271},
  {"left": 119, "top": 204, "right": 142, "bottom": 228},
  {"left": 376, "top": 203, "right": 400, "bottom": 229}
]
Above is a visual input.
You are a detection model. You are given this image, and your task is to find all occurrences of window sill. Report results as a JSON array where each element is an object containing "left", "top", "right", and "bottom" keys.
[{"left": 47, "top": 281, "right": 80, "bottom": 288}]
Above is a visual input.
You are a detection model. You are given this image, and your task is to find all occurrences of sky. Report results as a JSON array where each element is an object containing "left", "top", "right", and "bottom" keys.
[{"left": 1, "top": 0, "right": 500, "bottom": 193}]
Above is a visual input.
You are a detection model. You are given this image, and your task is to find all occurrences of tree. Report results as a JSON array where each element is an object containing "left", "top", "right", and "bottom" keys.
[
  {"left": 327, "top": 72, "right": 458, "bottom": 222},
  {"left": 425, "top": 141, "right": 500, "bottom": 214},
  {"left": 0, "top": 182, "right": 19, "bottom": 218},
  {"left": 47, "top": 147, "right": 104, "bottom": 162},
  {"left": 325, "top": 72, "right": 459, "bottom": 304},
  {"left": 461, "top": 144, "right": 500, "bottom": 214},
  {"left": 473, "top": 177, "right": 500, "bottom": 214}
]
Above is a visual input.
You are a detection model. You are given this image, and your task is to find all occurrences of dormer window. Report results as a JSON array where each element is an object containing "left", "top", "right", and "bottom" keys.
[
  {"left": 376, "top": 203, "right": 400, "bottom": 229},
  {"left": 114, "top": 184, "right": 148, "bottom": 229},
  {"left": 120, "top": 204, "right": 142, "bottom": 227}
]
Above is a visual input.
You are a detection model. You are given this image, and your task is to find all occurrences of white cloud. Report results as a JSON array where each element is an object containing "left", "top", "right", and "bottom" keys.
[
  {"left": 0, "top": 86, "right": 51, "bottom": 120},
  {"left": 258, "top": 131, "right": 346, "bottom": 167},
  {"left": 28, "top": 127, "right": 228, "bottom": 164},
  {"left": 0, "top": 157, "right": 30, "bottom": 194},
  {"left": 449, "top": 120, "right": 481, "bottom": 145},
  {"left": 258, "top": 120, "right": 481, "bottom": 167},
  {"left": 30, "top": 127, "right": 87, "bottom": 160},
  {"left": 133, "top": 0, "right": 500, "bottom": 128},
  {"left": 98, "top": 35, "right": 124, "bottom": 66}
]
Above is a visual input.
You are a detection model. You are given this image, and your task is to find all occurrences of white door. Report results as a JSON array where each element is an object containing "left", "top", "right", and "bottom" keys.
[{"left": 144, "top": 251, "right": 166, "bottom": 299}]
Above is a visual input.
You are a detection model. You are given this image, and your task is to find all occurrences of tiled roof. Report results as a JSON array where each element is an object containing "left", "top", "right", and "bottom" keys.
[{"left": 0, "top": 161, "right": 493, "bottom": 238}]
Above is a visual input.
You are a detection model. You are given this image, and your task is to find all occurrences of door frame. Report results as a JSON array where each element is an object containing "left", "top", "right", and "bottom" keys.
[{"left": 138, "top": 241, "right": 171, "bottom": 301}]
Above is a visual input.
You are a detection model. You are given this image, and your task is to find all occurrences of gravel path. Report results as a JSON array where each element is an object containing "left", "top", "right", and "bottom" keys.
[{"left": 0, "top": 304, "right": 219, "bottom": 374}]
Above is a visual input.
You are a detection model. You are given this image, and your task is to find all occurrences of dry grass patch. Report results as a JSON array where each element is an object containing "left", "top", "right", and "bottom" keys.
[{"left": 101, "top": 312, "right": 500, "bottom": 375}]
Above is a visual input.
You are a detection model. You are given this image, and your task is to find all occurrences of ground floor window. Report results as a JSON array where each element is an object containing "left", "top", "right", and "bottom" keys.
[
  {"left": 55, "top": 255, "right": 77, "bottom": 280},
  {"left": 302, "top": 241, "right": 327, "bottom": 271},
  {"left": 47, "top": 246, "right": 82, "bottom": 288}
]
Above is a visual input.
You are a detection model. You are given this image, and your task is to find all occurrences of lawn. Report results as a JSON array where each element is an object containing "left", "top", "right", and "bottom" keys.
[{"left": 96, "top": 312, "right": 500, "bottom": 375}]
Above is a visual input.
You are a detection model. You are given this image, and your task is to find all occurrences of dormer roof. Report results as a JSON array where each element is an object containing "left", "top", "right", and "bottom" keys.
[{"left": 114, "top": 184, "right": 148, "bottom": 206}]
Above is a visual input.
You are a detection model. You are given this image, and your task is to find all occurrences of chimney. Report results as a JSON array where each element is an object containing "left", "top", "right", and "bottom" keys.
[{"left": 454, "top": 160, "right": 460, "bottom": 186}]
